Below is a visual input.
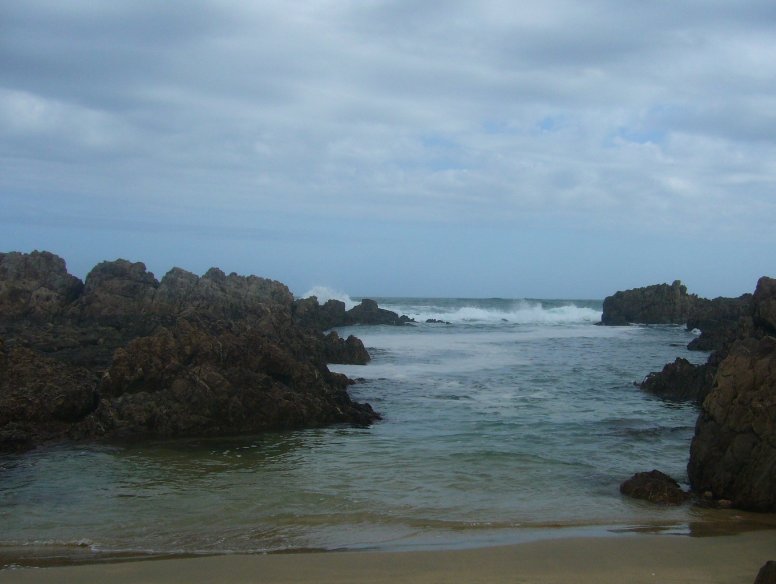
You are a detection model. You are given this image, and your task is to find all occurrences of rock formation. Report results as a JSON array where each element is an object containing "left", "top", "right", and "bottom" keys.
[
  {"left": 639, "top": 358, "right": 715, "bottom": 404},
  {"left": 687, "top": 282, "right": 776, "bottom": 510},
  {"left": 619, "top": 470, "right": 688, "bottom": 505},
  {"left": 612, "top": 276, "right": 776, "bottom": 512},
  {"left": 292, "top": 296, "right": 414, "bottom": 330},
  {"left": 0, "top": 251, "right": 380, "bottom": 452},
  {"left": 600, "top": 280, "right": 698, "bottom": 326}
]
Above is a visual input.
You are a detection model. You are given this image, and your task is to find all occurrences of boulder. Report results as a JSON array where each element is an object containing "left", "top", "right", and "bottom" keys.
[
  {"left": 322, "top": 331, "right": 371, "bottom": 365},
  {"left": 601, "top": 280, "right": 698, "bottom": 326},
  {"left": 639, "top": 358, "right": 715, "bottom": 404},
  {"left": 620, "top": 470, "right": 688, "bottom": 505},
  {"left": 345, "top": 299, "right": 414, "bottom": 326}
]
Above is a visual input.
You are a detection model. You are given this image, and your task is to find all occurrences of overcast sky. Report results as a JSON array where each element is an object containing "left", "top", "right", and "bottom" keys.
[{"left": 2, "top": 1, "right": 775, "bottom": 298}]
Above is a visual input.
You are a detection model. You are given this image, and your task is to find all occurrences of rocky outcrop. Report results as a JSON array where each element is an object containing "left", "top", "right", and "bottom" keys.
[
  {"left": 639, "top": 358, "right": 715, "bottom": 404},
  {"left": 293, "top": 297, "right": 348, "bottom": 330},
  {"left": 620, "top": 470, "right": 689, "bottom": 505},
  {"left": 0, "top": 251, "right": 83, "bottom": 321},
  {"left": 600, "top": 280, "right": 699, "bottom": 326},
  {"left": 292, "top": 297, "right": 414, "bottom": 329},
  {"left": 0, "top": 251, "right": 380, "bottom": 452},
  {"left": 686, "top": 294, "right": 753, "bottom": 352},
  {"left": 687, "top": 334, "right": 776, "bottom": 511},
  {"left": 345, "top": 299, "right": 414, "bottom": 326}
]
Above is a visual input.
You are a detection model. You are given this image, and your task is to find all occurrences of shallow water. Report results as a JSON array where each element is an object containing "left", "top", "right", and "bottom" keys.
[{"left": 0, "top": 298, "right": 740, "bottom": 565}]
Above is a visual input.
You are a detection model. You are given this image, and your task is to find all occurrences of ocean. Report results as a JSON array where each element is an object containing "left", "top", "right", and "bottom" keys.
[{"left": 0, "top": 296, "right": 728, "bottom": 566}]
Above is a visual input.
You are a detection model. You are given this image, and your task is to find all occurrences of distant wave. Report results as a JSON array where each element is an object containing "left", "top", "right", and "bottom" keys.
[
  {"left": 300, "top": 286, "right": 357, "bottom": 310},
  {"left": 382, "top": 301, "right": 602, "bottom": 325}
]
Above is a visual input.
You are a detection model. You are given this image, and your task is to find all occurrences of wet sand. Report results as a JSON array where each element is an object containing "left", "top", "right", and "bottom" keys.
[{"left": 1, "top": 531, "right": 774, "bottom": 584}]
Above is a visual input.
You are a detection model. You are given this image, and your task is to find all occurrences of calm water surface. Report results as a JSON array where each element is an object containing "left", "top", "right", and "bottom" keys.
[{"left": 0, "top": 298, "right": 738, "bottom": 566}]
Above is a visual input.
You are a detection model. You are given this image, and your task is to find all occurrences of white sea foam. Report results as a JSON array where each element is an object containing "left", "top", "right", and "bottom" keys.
[
  {"left": 300, "top": 286, "right": 357, "bottom": 310},
  {"left": 383, "top": 301, "right": 601, "bottom": 325}
]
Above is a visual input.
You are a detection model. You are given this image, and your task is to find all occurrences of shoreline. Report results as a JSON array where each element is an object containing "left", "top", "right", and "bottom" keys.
[
  {"left": 3, "top": 508, "right": 776, "bottom": 571},
  {"left": 1, "top": 530, "right": 775, "bottom": 584}
]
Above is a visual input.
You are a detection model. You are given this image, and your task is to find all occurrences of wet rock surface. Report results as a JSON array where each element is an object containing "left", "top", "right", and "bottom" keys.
[{"left": 620, "top": 470, "right": 689, "bottom": 505}]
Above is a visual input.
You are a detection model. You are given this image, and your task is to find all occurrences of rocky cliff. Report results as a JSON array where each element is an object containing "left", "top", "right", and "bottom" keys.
[
  {"left": 0, "top": 251, "right": 379, "bottom": 452},
  {"left": 608, "top": 276, "right": 776, "bottom": 511},
  {"left": 687, "top": 277, "right": 776, "bottom": 510}
]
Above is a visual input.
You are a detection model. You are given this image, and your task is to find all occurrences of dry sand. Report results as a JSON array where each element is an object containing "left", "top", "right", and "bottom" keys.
[{"left": 1, "top": 531, "right": 774, "bottom": 584}]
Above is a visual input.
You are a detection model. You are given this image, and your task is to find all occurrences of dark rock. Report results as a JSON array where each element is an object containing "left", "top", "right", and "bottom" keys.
[
  {"left": 601, "top": 280, "right": 698, "bottom": 325},
  {"left": 0, "top": 251, "right": 380, "bottom": 452},
  {"left": 0, "top": 339, "right": 99, "bottom": 451},
  {"left": 639, "top": 358, "right": 715, "bottom": 404},
  {"left": 345, "top": 299, "right": 414, "bottom": 326},
  {"left": 754, "top": 561, "right": 776, "bottom": 584},
  {"left": 322, "top": 331, "right": 371, "bottom": 365},
  {"left": 620, "top": 470, "right": 688, "bottom": 505},
  {"left": 0, "top": 251, "right": 83, "bottom": 321},
  {"left": 686, "top": 294, "right": 753, "bottom": 352},
  {"left": 753, "top": 277, "right": 776, "bottom": 334},
  {"left": 84, "top": 319, "right": 378, "bottom": 439},
  {"left": 687, "top": 335, "right": 776, "bottom": 511},
  {"left": 293, "top": 297, "right": 347, "bottom": 330},
  {"left": 426, "top": 318, "right": 452, "bottom": 325}
]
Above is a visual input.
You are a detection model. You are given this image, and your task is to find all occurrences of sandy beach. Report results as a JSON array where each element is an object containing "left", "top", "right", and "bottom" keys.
[{"left": 1, "top": 531, "right": 774, "bottom": 584}]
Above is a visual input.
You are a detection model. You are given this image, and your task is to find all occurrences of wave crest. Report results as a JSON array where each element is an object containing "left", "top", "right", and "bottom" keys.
[{"left": 384, "top": 301, "right": 601, "bottom": 325}]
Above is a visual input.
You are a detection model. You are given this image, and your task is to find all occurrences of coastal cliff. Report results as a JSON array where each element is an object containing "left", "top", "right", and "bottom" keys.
[
  {"left": 0, "top": 251, "right": 382, "bottom": 452},
  {"left": 605, "top": 277, "right": 776, "bottom": 511}
]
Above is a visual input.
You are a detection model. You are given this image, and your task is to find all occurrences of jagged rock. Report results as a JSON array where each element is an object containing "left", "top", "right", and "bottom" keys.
[
  {"left": 753, "top": 277, "right": 776, "bottom": 334},
  {"left": 601, "top": 280, "right": 698, "bottom": 325},
  {"left": 426, "top": 318, "right": 452, "bottom": 324},
  {"left": 0, "top": 339, "right": 99, "bottom": 451},
  {"left": 87, "top": 319, "right": 378, "bottom": 438},
  {"left": 686, "top": 295, "right": 753, "bottom": 352},
  {"left": 346, "top": 299, "right": 414, "bottom": 326},
  {"left": 322, "top": 331, "right": 371, "bottom": 365},
  {"left": 0, "top": 251, "right": 83, "bottom": 321},
  {"left": 293, "top": 297, "right": 347, "bottom": 330},
  {"left": 0, "top": 251, "right": 380, "bottom": 452},
  {"left": 639, "top": 358, "right": 715, "bottom": 404},
  {"left": 687, "top": 335, "right": 776, "bottom": 511},
  {"left": 620, "top": 470, "right": 688, "bottom": 505},
  {"left": 754, "top": 561, "right": 776, "bottom": 584}
]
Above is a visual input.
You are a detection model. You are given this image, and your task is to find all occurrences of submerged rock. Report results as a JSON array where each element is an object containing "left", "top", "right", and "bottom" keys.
[{"left": 620, "top": 470, "right": 688, "bottom": 505}]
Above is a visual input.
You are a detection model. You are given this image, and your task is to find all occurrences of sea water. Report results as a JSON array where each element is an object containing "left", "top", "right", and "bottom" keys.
[{"left": 0, "top": 298, "right": 721, "bottom": 565}]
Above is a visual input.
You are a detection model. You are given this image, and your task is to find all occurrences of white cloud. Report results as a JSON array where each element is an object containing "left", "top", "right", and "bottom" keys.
[{"left": 1, "top": 0, "right": 775, "bottom": 295}]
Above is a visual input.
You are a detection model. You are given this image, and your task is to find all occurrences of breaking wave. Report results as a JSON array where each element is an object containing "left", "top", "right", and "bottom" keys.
[
  {"left": 381, "top": 300, "right": 602, "bottom": 325},
  {"left": 300, "top": 286, "right": 357, "bottom": 310}
]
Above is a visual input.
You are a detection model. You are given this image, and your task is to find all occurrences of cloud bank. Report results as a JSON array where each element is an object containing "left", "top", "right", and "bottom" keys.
[{"left": 1, "top": 1, "right": 775, "bottom": 296}]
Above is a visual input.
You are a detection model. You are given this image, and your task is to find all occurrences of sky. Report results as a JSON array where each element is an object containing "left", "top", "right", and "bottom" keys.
[{"left": 1, "top": 1, "right": 775, "bottom": 299}]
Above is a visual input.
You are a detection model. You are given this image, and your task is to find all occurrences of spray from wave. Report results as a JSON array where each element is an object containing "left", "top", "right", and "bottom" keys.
[
  {"left": 300, "top": 286, "right": 358, "bottom": 310},
  {"left": 379, "top": 300, "right": 602, "bottom": 325}
]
